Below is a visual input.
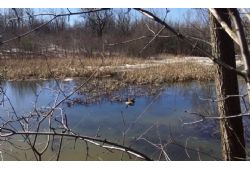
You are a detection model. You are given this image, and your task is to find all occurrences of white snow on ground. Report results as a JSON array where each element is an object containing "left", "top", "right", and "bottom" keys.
[
  {"left": 63, "top": 78, "right": 74, "bottom": 81},
  {"left": 85, "top": 57, "right": 243, "bottom": 72}
]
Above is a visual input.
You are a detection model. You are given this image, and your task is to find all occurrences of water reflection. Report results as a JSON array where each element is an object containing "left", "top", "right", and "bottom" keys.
[{"left": 0, "top": 79, "right": 246, "bottom": 160}]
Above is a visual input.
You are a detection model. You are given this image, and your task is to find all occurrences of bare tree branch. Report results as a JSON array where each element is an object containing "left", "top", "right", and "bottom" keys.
[
  {"left": 209, "top": 8, "right": 240, "bottom": 45},
  {"left": 134, "top": 8, "right": 246, "bottom": 79},
  {"left": 0, "top": 8, "right": 111, "bottom": 46},
  {"left": 0, "top": 128, "right": 152, "bottom": 160},
  {"left": 240, "top": 8, "right": 250, "bottom": 22},
  {"left": 183, "top": 110, "right": 250, "bottom": 125}
]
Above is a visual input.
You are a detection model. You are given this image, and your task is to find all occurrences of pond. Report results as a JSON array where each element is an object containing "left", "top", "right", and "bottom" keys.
[{"left": 0, "top": 79, "right": 249, "bottom": 161}]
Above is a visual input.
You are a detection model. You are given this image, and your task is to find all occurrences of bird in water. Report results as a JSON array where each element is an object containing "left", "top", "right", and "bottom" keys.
[{"left": 125, "top": 98, "right": 135, "bottom": 107}]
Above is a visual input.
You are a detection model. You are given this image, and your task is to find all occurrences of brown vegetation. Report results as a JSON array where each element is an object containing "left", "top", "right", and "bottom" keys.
[
  {"left": 0, "top": 55, "right": 215, "bottom": 83},
  {"left": 120, "top": 62, "right": 214, "bottom": 84}
]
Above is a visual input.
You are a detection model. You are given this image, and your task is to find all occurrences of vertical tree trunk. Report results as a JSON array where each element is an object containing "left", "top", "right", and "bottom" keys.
[
  {"left": 210, "top": 9, "right": 246, "bottom": 160},
  {"left": 229, "top": 8, "right": 250, "bottom": 106}
]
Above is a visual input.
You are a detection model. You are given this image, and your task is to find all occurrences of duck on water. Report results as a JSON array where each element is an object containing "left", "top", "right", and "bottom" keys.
[{"left": 125, "top": 98, "right": 135, "bottom": 107}]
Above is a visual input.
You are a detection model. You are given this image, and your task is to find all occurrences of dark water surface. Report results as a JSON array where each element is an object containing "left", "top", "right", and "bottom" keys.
[{"left": 0, "top": 79, "right": 248, "bottom": 160}]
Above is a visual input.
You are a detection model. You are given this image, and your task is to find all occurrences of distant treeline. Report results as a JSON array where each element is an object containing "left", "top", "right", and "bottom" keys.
[{"left": 0, "top": 8, "right": 218, "bottom": 58}]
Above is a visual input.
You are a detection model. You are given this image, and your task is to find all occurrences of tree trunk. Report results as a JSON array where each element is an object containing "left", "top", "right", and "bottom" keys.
[
  {"left": 228, "top": 8, "right": 250, "bottom": 106},
  {"left": 210, "top": 9, "right": 246, "bottom": 161}
]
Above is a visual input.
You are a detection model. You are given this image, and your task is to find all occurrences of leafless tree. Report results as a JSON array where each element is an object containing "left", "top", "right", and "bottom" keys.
[
  {"left": 1, "top": 8, "right": 250, "bottom": 161},
  {"left": 131, "top": 8, "right": 250, "bottom": 160},
  {"left": 83, "top": 8, "right": 114, "bottom": 38}
]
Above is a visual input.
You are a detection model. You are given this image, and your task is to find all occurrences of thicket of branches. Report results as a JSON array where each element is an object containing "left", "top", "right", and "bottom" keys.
[
  {"left": 0, "top": 8, "right": 250, "bottom": 161},
  {"left": 0, "top": 8, "right": 211, "bottom": 58}
]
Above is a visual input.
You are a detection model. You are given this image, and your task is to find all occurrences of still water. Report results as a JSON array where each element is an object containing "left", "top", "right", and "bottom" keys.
[{"left": 0, "top": 79, "right": 248, "bottom": 160}]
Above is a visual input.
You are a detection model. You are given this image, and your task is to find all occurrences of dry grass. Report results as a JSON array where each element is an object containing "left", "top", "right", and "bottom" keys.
[
  {"left": 119, "top": 63, "right": 215, "bottom": 84},
  {"left": 73, "top": 62, "right": 215, "bottom": 105},
  {"left": 0, "top": 56, "right": 215, "bottom": 103},
  {"left": 0, "top": 56, "right": 145, "bottom": 80},
  {"left": 0, "top": 56, "right": 215, "bottom": 83}
]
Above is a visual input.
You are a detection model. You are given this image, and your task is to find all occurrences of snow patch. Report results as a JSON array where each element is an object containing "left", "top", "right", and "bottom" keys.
[{"left": 63, "top": 78, "right": 73, "bottom": 82}]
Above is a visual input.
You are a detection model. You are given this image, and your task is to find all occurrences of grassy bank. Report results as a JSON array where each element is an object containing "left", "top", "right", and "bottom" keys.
[
  {"left": 0, "top": 56, "right": 215, "bottom": 83},
  {"left": 120, "top": 62, "right": 214, "bottom": 84},
  {"left": 0, "top": 56, "right": 143, "bottom": 80}
]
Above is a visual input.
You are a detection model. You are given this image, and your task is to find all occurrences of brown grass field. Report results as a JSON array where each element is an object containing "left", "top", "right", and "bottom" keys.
[{"left": 0, "top": 55, "right": 215, "bottom": 84}]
